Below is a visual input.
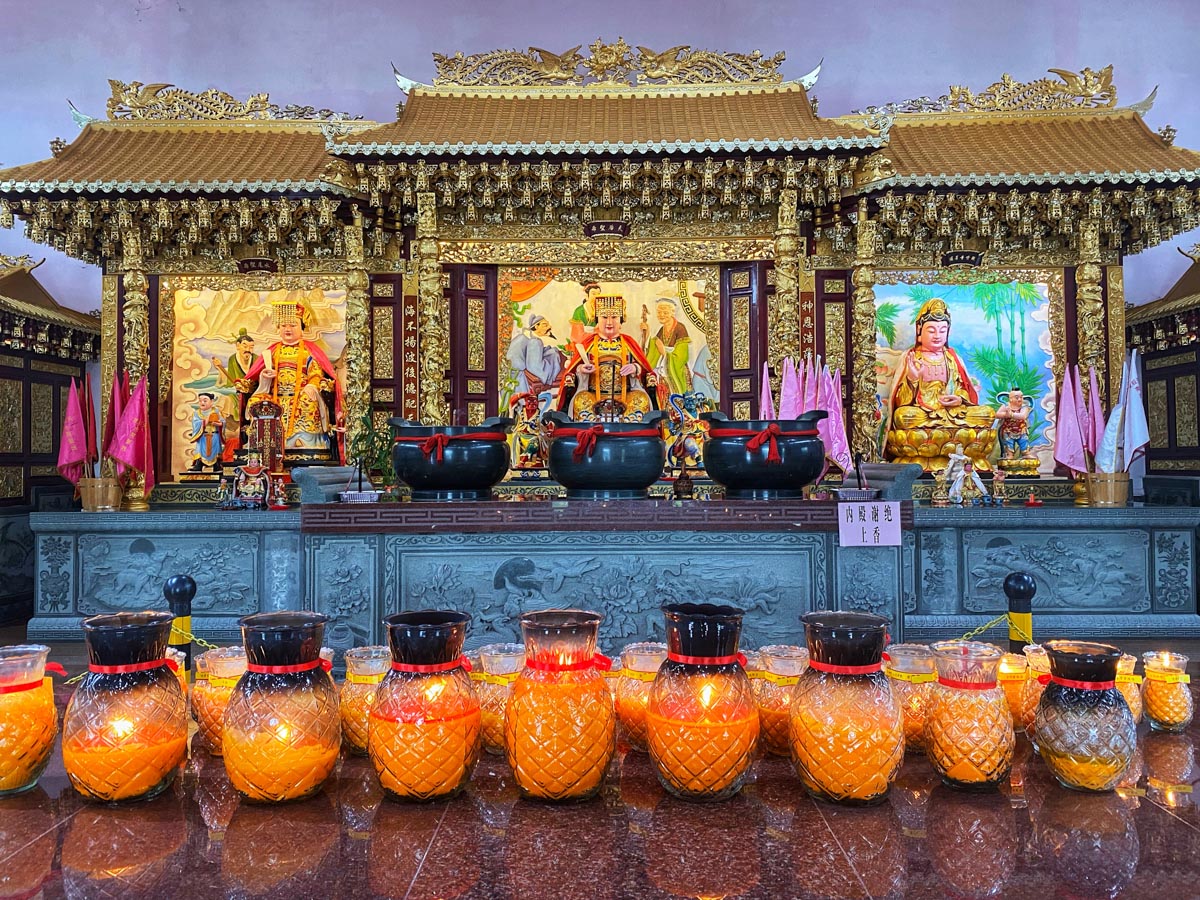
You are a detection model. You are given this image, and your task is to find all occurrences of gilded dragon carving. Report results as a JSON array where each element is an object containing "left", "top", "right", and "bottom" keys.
[
  {"left": 107, "top": 80, "right": 272, "bottom": 120},
  {"left": 635, "top": 45, "right": 785, "bottom": 85}
]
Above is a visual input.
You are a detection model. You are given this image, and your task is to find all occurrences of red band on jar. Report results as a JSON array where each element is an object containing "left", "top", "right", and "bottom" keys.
[
  {"left": 526, "top": 653, "right": 612, "bottom": 672},
  {"left": 246, "top": 659, "right": 324, "bottom": 674},
  {"left": 88, "top": 659, "right": 171, "bottom": 675},
  {"left": 1050, "top": 675, "right": 1116, "bottom": 691},
  {"left": 808, "top": 659, "right": 883, "bottom": 675},
  {"left": 937, "top": 676, "right": 997, "bottom": 691},
  {"left": 0, "top": 679, "right": 46, "bottom": 694},
  {"left": 667, "top": 651, "right": 748, "bottom": 667},
  {"left": 391, "top": 657, "right": 472, "bottom": 674}
]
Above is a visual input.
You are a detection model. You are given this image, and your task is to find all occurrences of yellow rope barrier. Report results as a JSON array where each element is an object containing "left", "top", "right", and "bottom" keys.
[
  {"left": 171, "top": 625, "right": 220, "bottom": 651},
  {"left": 958, "top": 612, "right": 1034, "bottom": 645}
]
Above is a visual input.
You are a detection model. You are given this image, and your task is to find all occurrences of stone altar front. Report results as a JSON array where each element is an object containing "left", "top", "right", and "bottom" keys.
[{"left": 28, "top": 503, "right": 1200, "bottom": 651}]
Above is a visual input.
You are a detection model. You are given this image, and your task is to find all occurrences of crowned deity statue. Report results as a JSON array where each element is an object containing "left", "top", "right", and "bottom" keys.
[
  {"left": 235, "top": 296, "right": 345, "bottom": 464},
  {"left": 557, "top": 293, "right": 659, "bottom": 421},
  {"left": 884, "top": 297, "right": 996, "bottom": 472}
]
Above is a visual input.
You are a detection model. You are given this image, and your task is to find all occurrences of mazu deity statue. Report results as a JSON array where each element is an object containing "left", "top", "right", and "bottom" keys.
[
  {"left": 235, "top": 296, "right": 345, "bottom": 465},
  {"left": 557, "top": 294, "right": 659, "bottom": 421},
  {"left": 884, "top": 297, "right": 996, "bottom": 472}
]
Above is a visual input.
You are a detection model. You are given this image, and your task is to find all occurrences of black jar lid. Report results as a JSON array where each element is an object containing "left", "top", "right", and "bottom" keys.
[
  {"left": 662, "top": 603, "right": 745, "bottom": 659},
  {"left": 238, "top": 612, "right": 328, "bottom": 668},
  {"left": 81, "top": 611, "right": 175, "bottom": 668},
  {"left": 1044, "top": 640, "right": 1123, "bottom": 683},
  {"left": 383, "top": 610, "right": 470, "bottom": 667},
  {"left": 801, "top": 610, "right": 890, "bottom": 669}
]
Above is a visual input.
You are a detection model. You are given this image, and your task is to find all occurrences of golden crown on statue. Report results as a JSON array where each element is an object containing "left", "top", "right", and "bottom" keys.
[
  {"left": 594, "top": 294, "right": 626, "bottom": 319},
  {"left": 269, "top": 296, "right": 312, "bottom": 328}
]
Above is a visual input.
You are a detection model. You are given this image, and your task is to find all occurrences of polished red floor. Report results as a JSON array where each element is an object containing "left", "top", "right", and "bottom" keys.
[{"left": 2, "top": 688, "right": 1198, "bottom": 899}]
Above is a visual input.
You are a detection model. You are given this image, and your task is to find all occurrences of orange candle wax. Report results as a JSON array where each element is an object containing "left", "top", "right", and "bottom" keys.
[
  {"left": 790, "top": 680, "right": 904, "bottom": 803},
  {"left": 340, "top": 678, "right": 382, "bottom": 755},
  {"left": 646, "top": 680, "right": 759, "bottom": 796},
  {"left": 1040, "top": 746, "right": 1131, "bottom": 793},
  {"left": 192, "top": 678, "right": 236, "bottom": 755},
  {"left": 1115, "top": 654, "right": 1143, "bottom": 724},
  {"left": 505, "top": 671, "right": 615, "bottom": 800},
  {"left": 926, "top": 689, "right": 1015, "bottom": 787},
  {"left": 757, "top": 702, "right": 791, "bottom": 757},
  {"left": 222, "top": 727, "right": 339, "bottom": 802},
  {"left": 752, "top": 645, "right": 806, "bottom": 757},
  {"left": 997, "top": 653, "right": 1029, "bottom": 719},
  {"left": 369, "top": 676, "right": 482, "bottom": 800},
  {"left": 0, "top": 679, "right": 57, "bottom": 794},
  {"left": 472, "top": 673, "right": 517, "bottom": 755},
  {"left": 63, "top": 721, "right": 187, "bottom": 802},
  {"left": 1143, "top": 652, "right": 1193, "bottom": 732}
]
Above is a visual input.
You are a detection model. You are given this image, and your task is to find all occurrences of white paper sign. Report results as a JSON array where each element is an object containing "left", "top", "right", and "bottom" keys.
[{"left": 837, "top": 501, "right": 902, "bottom": 546}]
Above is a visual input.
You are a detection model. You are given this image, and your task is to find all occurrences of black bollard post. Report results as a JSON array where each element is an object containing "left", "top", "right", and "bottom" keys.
[
  {"left": 164, "top": 574, "right": 197, "bottom": 680},
  {"left": 1003, "top": 572, "right": 1036, "bottom": 653}
]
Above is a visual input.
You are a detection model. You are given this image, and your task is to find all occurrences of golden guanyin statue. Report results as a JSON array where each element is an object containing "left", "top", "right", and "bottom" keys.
[{"left": 884, "top": 298, "right": 996, "bottom": 472}]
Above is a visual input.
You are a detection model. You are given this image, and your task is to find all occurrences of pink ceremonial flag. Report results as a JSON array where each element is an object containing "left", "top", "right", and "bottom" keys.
[
  {"left": 1085, "top": 366, "right": 1105, "bottom": 456},
  {"left": 1053, "top": 365, "right": 1088, "bottom": 474},
  {"left": 802, "top": 356, "right": 820, "bottom": 414},
  {"left": 108, "top": 375, "right": 156, "bottom": 494},
  {"left": 778, "top": 357, "right": 801, "bottom": 418},
  {"left": 827, "top": 368, "right": 853, "bottom": 473},
  {"left": 100, "top": 370, "right": 127, "bottom": 463},
  {"left": 56, "top": 380, "right": 88, "bottom": 488},
  {"left": 759, "top": 361, "right": 776, "bottom": 419},
  {"left": 1122, "top": 349, "right": 1150, "bottom": 471},
  {"left": 1071, "top": 363, "right": 1089, "bottom": 457}
]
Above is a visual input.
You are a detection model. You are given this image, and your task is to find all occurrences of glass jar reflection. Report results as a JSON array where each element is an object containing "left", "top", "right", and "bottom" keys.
[
  {"left": 0, "top": 644, "right": 58, "bottom": 796},
  {"left": 339, "top": 645, "right": 389, "bottom": 756}
]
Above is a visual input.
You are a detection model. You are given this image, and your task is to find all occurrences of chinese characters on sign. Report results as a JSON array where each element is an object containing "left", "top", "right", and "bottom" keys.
[
  {"left": 401, "top": 292, "right": 420, "bottom": 418},
  {"left": 837, "top": 501, "right": 902, "bottom": 547}
]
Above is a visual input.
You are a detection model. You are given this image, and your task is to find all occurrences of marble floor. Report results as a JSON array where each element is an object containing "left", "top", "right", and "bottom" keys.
[{"left": 2, "top": 680, "right": 1200, "bottom": 900}]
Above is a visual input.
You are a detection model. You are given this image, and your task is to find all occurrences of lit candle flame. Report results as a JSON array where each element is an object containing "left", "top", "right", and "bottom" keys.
[
  {"left": 424, "top": 680, "right": 445, "bottom": 703},
  {"left": 274, "top": 723, "right": 292, "bottom": 742},
  {"left": 699, "top": 682, "right": 715, "bottom": 709},
  {"left": 108, "top": 718, "right": 134, "bottom": 739}
]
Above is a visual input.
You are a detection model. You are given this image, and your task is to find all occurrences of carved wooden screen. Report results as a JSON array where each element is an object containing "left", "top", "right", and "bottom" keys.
[
  {"left": 1143, "top": 345, "right": 1200, "bottom": 476},
  {"left": 719, "top": 262, "right": 770, "bottom": 419},
  {"left": 446, "top": 265, "right": 499, "bottom": 424},
  {"left": 368, "top": 274, "right": 404, "bottom": 429}
]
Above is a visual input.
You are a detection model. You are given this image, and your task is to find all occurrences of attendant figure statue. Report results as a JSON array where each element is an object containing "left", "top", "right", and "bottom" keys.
[
  {"left": 646, "top": 298, "right": 692, "bottom": 396},
  {"left": 236, "top": 297, "right": 344, "bottom": 464},
  {"left": 507, "top": 314, "right": 564, "bottom": 396},
  {"left": 884, "top": 298, "right": 996, "bottom": 472},
  {"left": 557, "top": 294, "right": 659, "bottom": 421},
  {"left": 187, "top": 393, "right": 225, "bottom": 472}
]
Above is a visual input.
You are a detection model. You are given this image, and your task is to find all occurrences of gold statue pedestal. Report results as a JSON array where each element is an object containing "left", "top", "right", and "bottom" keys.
[
  {"left": 996, "top": 456, "right": 1041, "bottom": 477},
  {"left": 886, "top": 427, "right": 996, "bottom": 474}
]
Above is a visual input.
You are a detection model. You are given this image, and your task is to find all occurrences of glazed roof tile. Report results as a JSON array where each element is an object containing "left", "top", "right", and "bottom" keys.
[
  {"left": 862, "top": 111, "right": 1200, "bottom": 189},
  {"left": 333, "top": 83, "right": 881, "bottom": 156},
  {"left": 1127, "top": 258, "right": 1200, "bottom": 324},
  {"left": 0, "top": 122, "right": 359, "bottom": 195},
  {"left": 0, "top": 265, "right": 99, "bottom": 333}
]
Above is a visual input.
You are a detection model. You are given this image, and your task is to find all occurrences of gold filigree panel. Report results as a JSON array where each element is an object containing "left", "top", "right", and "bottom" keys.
[
  {"left": 0, "top": 467, "right": 23, "bottom": 499},
  {"left": 30, "top": 360, "right": 77, "bottom": 376},
  {"left": 31, "top": 465, "right": 57, "bottom": 477},
  {"left": 1178, "top": 375, "right": 1198, "bottom": 448},
  {"left": 466, "top": 298, "right": 487, "bottom": 370},
  {"left": 372, "top": 306, "right": 395, "bottom": 379},
  {"left": 31, "top": 383, "right": 53, "bottom": 454},
  {"left": 731, "top": 271, "right": 751, "bottom": 290},
  {"left": 0, "top": 380, "right": 21, "bottom": 454},
  {"left": 0, "top": 354, "right": 22, "bottom": 368},
  {"left": 466, "top": 273, "right": 487, "bottom": 292},
  {"left": 732, "top": 377, "right": 751, "bottom": 393},
  {"left": 824, "top": 303, "right": 847, "bottom": 374},
  {"left": 733, "top": 400, "right": 751, "bottom": 420},
  {"left": 467, "top": 379, "right": 486, "bottom": 394},
  {"left": 373, "top": 282, "right": 395, "bottom": 298},
  {"left": 1149, "top": 459, "right": 1200, "bottom": 471},
  {"left": 1146, "top": 351, "right": 1197, "bottom": 370},
  {"left": 467, "top": 402, "right": 486, "bottom": 426},
  {"left": 1106, "top": 265, "right": 1125, "bottom": 403},
  {"left": 732, "top": 296, "right": 751, "bottom": 370},
  {"left": 1148, "top": 381, "right": 1168, "bottom": 448},
  {"left": 374, "top": 387, "right": 395, "bottom": 403},
  {"left": 823, "top": 278, "right": 847, "bottom": 294},
  {"left": 438, "top": 239, "right": 773, "bottom": 266}
]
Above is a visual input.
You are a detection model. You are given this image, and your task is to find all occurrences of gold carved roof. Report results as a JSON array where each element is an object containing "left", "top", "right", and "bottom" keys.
[
  {"left": 334, "top": 81, "right": 877, "bottom": 156},
  {"left": 1127, "top": 250, "right": 1200, "bottom": 325},
  {"left": 0, "top": 120, "right": 363, "bottom": 197},
  {"left": 858, "top": 110, "right": 1200, "bottom": 190},
  {"left": 0, "top": 257, "right": 100, "bottom": 333}
]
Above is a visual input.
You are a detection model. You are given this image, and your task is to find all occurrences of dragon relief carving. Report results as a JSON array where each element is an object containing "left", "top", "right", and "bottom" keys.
[
  {"left": 853, "top": 65, "right": 1119, "bottom": 117},
  {"left": 106, "top": 80, "right": 272, "bottom": 120},
  {"left": 431, "top": 39, "right": 789, "bottom": 88}
]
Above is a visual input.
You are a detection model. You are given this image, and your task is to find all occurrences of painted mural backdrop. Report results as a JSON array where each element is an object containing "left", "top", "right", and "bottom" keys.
[
  {"left": 500, "top": 275, "right": 715, "bottom": 469},
  {"left": 874, "top": 280, "right": 1057, "bottom": 473},
  {"left": 169, "top": 287, "right": 347, "bottom": 475}
]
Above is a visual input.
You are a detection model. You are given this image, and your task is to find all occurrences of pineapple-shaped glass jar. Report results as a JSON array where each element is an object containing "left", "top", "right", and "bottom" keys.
[
  {"left": 505, "top": 609, "right": 615, "bottom": 801},
  {"left": 1142, "top": 651, "right": 1194, "bottom": 733},
  {"left": 1017, "top": 643, "right": 1051, "bottom": 739},
  {"left": 475, "top": 643, "right": 524, "bottom": 756},
  {"left": 192, "top": 646, "right": 246, "bottom": 755},
  {"left": 1115, "top": 653, "right": 1143, "bottom": 725},
  {"left": 222, "top": 612, "right": 340, "bottom": 802},
  {"left": 615, "top": 641, "right": 667, "bottom": 752},
  {"left": 997, "top": 652, "right": 1028, "bottom": 720},
  {"left": 753, "top": 644, "right": 808, "bottom": 758},
  {"left": 925, "top": 641, "right": 1014, "bottom": 789},
  {"left": 339, "top": 646, "right": 389, "bottom": 756},
  {"left": 883, "top": 643, "right": 935, "bottom": 754},
  {"left": 0, "top": 644, "right": 61, "bottom": 796},
  {"left": 646, "top": 604, "right": 760, "bottom": 800},
  {"left": 1035, "top": 641, "right": 1136, "bottom": 792},
  {"left": 62, "top": 612, "right": 188, "bottom": 802},
  {"left": 789, "top": 611, "right": 904, "bottom": 805},
  {"left": 369, "top": 611, "right": 481, "bottom": 800}
]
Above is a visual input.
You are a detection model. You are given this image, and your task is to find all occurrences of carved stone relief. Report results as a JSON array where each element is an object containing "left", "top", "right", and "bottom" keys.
[
  {"left": 307, "top": 536, "right": 377, "bottom": 651},
  {"left": 0, "top": 515, "right": 34, "bottom": 602},
  {"left": 964, "top": 529, "right": 1150, "bottom": 613},
  {"left": 1152, "top": 530, "right": 1195, "bottom": 611},
  {"left": 381, "top": 532, "right": 827, "bottom": 652},
  {"left": 76, "top": 534, "right": 259, "bottom": 614},
  {"left": 37, "top": 535, "right": 74, "bottom": 613},
  {"left": 917, "top": 529, "right": 958, "bottom": 615},
  {"left": 834, "top": 546, "right": 904, "bottom": 632}
]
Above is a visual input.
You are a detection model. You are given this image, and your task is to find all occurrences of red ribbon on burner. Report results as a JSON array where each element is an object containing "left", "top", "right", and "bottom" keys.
[
  {"left": 708, "top": 424, "right": 819, "bottom": 464},
  {"left": 667, "top": 651, "right": 748, "bottom": 667},
  {"left": 394, "top": 432, "right": 509, "bottom": 464},
  {"left": 552, "top": 425, "right": 662, "bottom": 463},
  {"left": 392, "top": 657, "right": 472, "bottom": 674},
  {"left": 525, "top": 653, "right": 613, "bottom": 672}
]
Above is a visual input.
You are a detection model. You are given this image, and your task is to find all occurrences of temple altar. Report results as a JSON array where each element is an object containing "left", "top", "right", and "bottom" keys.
[{"left": 28, "top": 502, "right": 1200, "bottom": 649}]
